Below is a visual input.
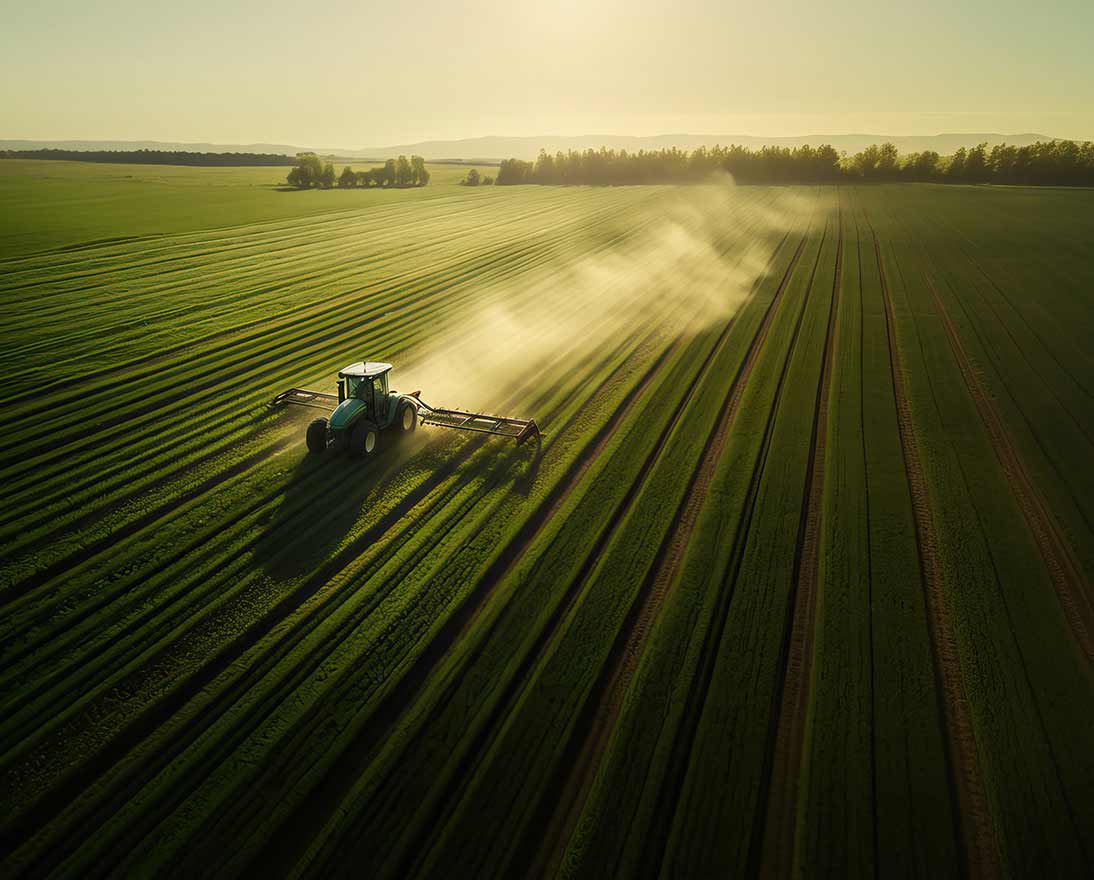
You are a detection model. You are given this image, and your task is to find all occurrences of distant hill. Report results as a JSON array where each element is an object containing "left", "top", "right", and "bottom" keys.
[
  {"left": 0, "top": 139, "right": 314, "bottom": 155},
  {"left": 1, "top": 133, "right": 1061, "bottom": 164},
  {"left": 1, "top": 148, "right": 295, "bottom": 166},
  {"left": 360, "top": 133, "right": 1056, "bottom": 161}
]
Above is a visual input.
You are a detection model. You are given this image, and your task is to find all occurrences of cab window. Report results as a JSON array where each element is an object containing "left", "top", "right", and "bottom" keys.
[{"left": 345, "top": 376, "right": 368, "bottom": 400}]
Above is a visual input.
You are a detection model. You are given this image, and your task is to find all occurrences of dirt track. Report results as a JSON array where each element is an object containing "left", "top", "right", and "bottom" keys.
[
  {"left": 925, "top": 275, "right": 1094, "bottom": 662},
  {"left": 874, "top": 230, "right": 1002, "bottom": 879}
]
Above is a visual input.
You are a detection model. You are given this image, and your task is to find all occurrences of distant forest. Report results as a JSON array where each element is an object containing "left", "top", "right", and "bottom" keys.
[
  {"left": 496, "top": 140, "right": 1094, "bottom": 187},
  {"left": 0, "top": 149, "right": 294, "bottom": 166}
]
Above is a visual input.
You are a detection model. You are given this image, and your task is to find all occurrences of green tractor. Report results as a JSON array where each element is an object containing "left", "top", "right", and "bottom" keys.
[
  {"left": 307, "top": 361, "right": 417, "bottom": 456},
  {"left": 273, "top": 360, "right": 540, "bottom": 455}
]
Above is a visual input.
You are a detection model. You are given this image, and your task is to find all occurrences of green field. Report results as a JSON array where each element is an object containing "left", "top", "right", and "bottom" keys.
[
  {"left": 0, "top": 160, "right": 491, "bottom": 258},
  {"left": 2, "top": 162, "right": 1093, "bottom": 877}
]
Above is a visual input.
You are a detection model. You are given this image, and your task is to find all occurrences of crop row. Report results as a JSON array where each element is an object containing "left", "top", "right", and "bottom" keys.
[
  {"left": 1, "top": 185, "right": 793, "bottom": 875},
  {"left": 0, "top": 188, "right": 649, "bottom": 396}
]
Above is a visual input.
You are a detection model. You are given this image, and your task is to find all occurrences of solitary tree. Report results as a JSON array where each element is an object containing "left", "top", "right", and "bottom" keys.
[{"left": 463, "top": 168, "right": 481, "bottom": 186}]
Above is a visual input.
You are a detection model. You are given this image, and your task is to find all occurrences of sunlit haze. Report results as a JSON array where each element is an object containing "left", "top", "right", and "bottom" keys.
[{"left": 4, "top": 0, "right": 1093, "bottom": 146}]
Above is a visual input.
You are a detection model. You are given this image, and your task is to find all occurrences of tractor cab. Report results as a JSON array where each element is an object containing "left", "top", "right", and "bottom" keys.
[
  {"left": 325, "top": 362, "right": 397, "bottom": 440},
  {"left": 337, "top": 361, "right": 392, "bottom": 418}
]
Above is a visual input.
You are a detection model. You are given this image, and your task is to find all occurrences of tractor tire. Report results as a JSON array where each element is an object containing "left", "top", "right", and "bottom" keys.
[
  {"left": 306, "top": 418, "right": 328, "bottom": 454},
  {"left": 350, "top": 419, "right": 380, "bottom": 458},
  {"left": 397, "top": 401, "right": 418, "bottom": 435}
]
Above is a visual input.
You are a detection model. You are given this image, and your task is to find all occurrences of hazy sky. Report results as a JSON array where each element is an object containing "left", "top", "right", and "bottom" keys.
[{"left": 4, "top": 0, "right": 1092, "bottom": 146}]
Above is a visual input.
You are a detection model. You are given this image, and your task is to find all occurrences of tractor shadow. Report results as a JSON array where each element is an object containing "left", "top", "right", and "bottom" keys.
[
  {"left": 256, "top": 429, "right": 433, "bottom": 580},
  {"left": 255, "top": 417, "right": 545, "bottom": 583}
]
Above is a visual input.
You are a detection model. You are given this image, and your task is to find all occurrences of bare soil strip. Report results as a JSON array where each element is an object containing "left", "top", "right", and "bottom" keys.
[
  {"left": 925, "top": 275, "right": 1094, "bottom": 661},
  {"left": 873, "top": 230, "right": 1001, "bottom": 879},
  {"left": 525, "top": 232, "right": 813, "bottom": 879},
  {"left": 757, "top": 209, "right": 842, "bottom": 879}
]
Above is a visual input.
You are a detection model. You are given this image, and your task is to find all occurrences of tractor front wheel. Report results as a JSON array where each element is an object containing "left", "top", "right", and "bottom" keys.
[
  {"left": 398, "top": 401, "right": 418, "bottom": 435},
  {"left": 350, "top": 419, "right": 380, "bottom": 458},
  {"left": 306, "top": 418, "right": 328, "bottom": 454}
]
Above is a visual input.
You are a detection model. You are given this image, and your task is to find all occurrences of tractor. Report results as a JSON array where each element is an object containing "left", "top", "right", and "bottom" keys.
[{"left": 273, "top": 361, "right": 540, "bottom": 456}]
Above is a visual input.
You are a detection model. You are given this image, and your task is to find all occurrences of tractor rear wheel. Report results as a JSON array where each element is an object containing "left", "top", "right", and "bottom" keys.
[
  {"left": 350, "top": 419, "right": 380, "bottom": 458},
  {"left": 398, "top": 401, "right": 417, "bottom": 435},
  {"left": 306, "top": 418, "right": 328, "bottom": 454}
]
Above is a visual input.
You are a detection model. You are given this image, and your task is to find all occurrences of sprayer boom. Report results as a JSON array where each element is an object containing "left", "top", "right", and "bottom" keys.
[
  {"left": 412, "top": 396, "right": 541, "bottom": 444},
  {"left": 270, "top": 388, "right": 340, "bottom": 409}
]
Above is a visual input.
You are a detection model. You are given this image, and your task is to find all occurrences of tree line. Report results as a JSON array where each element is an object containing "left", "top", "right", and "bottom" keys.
[
  {"left": 287, "top": 153, "right": 430, "bottom": 189},
  {"left": 494, "top": 140, "right": 1094, "bottom": 187},
  {"left": 0, "top": 149, "right": 294, "bottom": 166}
]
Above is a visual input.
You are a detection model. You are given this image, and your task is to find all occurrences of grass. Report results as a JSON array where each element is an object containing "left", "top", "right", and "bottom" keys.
[{"left": 1, "top": 163, "right": 1093, "bottom": 877}]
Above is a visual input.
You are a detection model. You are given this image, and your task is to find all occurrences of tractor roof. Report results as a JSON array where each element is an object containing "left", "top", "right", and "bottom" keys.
[{"left": 339, "top": 361, "right": 392, "bottom": 378}]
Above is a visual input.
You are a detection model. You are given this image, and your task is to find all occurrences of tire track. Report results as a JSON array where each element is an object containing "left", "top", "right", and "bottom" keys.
[
  {"left": 924, "top": 275, "right": 1094, "bottom": 661},
  {"left": 639, "top": 219, "right": 825, "bottom": 878},
  {"left": 872, "top": 226, "right": 1001, "bottom": 879},
  {"left": 757, "top": 206, "right": 842, "bottom": 878},
  {"left": 524, "top": 230, "right": 813, "bottom": 879}
]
